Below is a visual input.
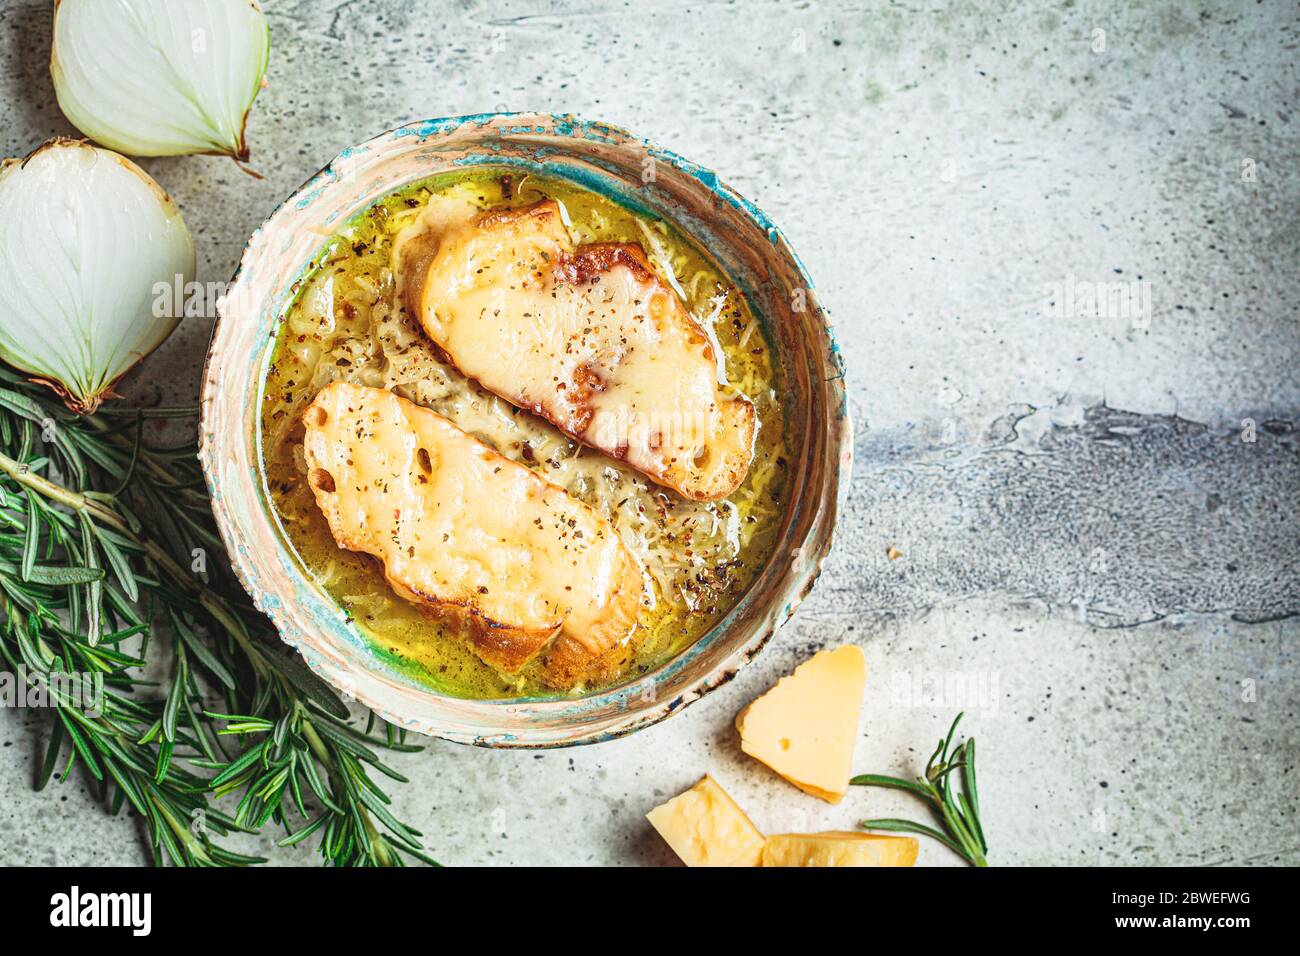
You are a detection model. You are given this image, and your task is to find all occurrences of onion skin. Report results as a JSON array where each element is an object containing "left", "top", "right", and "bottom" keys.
[
  {"left": 50, "top": 0, "right": 270, "bottom": 162},
  {"left": 0, "top": 139, "right": 195, "bottom": 414}
]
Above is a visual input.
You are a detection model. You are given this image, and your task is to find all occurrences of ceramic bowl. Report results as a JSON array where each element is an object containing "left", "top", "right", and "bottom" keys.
[{"left": 199, "top": 113, "right": 850, "bottom": 747}]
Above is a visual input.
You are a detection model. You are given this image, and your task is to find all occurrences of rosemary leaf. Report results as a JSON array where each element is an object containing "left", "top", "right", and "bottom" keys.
[{"left": 860, "top": 817, "right": 967, "bottom": 857}]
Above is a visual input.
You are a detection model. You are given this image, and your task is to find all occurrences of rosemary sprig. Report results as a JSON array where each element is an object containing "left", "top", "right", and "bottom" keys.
[
  {"left": 0, "top": 367, "right": 437, "bottom": 866},
  {"left": 851, "top": 712, "right": 989, "bottom": 867}
]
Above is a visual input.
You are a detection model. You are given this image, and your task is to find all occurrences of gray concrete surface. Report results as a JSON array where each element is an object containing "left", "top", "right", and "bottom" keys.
[{"left": 1, "top": 0, "right": 1297, "bottom": 866}]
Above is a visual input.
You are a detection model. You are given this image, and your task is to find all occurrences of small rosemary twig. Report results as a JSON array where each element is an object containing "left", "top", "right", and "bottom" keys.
[{"left": 851, "top": 712, "right": 990, "bottom": 867}]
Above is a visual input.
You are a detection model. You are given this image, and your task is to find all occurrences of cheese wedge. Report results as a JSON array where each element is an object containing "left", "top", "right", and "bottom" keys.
[
  {"left": 394, "top": 198, "right": 756, "bottom": 501},
  {"left": 301, "top": 382, "right": 644, "bottom": 680},
  {"left": 762, "top": 832, "right": 918, "bottom": 867},
  {"left": 646, "top": 775, "right": 765, "bottom": 867},
  {"left": 735, "top": 645, "right": 867, "bottom": 803}
]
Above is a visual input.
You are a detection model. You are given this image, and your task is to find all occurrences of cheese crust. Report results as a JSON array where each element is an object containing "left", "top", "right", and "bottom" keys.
[
  {"left": 394, "top": 198, "right": 756, "bottom": 501},
  {"left": 301, "top": 382, "right": 644, "bottom": 682}
]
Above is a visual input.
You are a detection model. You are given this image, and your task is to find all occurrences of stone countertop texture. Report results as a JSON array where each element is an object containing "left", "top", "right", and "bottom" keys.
[{"left": 0, "top": 0, "right": 1296, "bottom": 865}]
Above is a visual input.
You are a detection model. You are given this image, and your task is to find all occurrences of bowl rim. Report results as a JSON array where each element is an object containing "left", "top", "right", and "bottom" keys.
[{"left": 199, "top": 111, "right": 852, "bottom": 747}]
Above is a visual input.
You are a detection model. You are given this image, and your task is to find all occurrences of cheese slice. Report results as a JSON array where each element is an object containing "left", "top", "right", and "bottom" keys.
[
  {"left": 301, "top": 382, "right": 644, "bottom": 682},
  {"left": 394, "top": 197, "right": 756, "bottom": 501},
  {"left": 646, "top": 775, "right": 765, "bottom": 867},
  {"left": 762, "top": 832, "right": 918, "bottom": 867},
  {"left": 735, "top": 645, "right": 867, "bottom": 803}
]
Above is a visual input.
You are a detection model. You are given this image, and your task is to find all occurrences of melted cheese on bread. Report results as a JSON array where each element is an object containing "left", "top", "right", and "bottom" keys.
[
  {"left": 301, "top": 382, "right": 644, "bottom": 679},
  {"left": 394, "top": 198, "right": 756, "bottom": 502}
]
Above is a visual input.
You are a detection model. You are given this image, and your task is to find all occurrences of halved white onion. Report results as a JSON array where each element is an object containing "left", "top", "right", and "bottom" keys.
[
  {"left": 0, "top": 139, "right": 195, "bottom": 413},
  {"left": 51, "top": 0, "right": 270, "bottom": 161}
]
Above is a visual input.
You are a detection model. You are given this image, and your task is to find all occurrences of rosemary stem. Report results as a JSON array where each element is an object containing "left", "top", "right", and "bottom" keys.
[{"left": 0, "top": 450, "right": 126, "bottom": 532}]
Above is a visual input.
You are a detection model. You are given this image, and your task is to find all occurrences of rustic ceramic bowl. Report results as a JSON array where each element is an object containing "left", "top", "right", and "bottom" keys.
[{"left": 199, "top": 113, "right": 850, "bottom": 747}]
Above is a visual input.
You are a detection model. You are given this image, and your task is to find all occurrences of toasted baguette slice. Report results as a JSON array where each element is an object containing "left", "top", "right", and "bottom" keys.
[
  {"left": 394, "top": 198, "right": 756, "bottom": 502},
  {"left": 301, "top": 382, "right": 644, "bottom": 677}
]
